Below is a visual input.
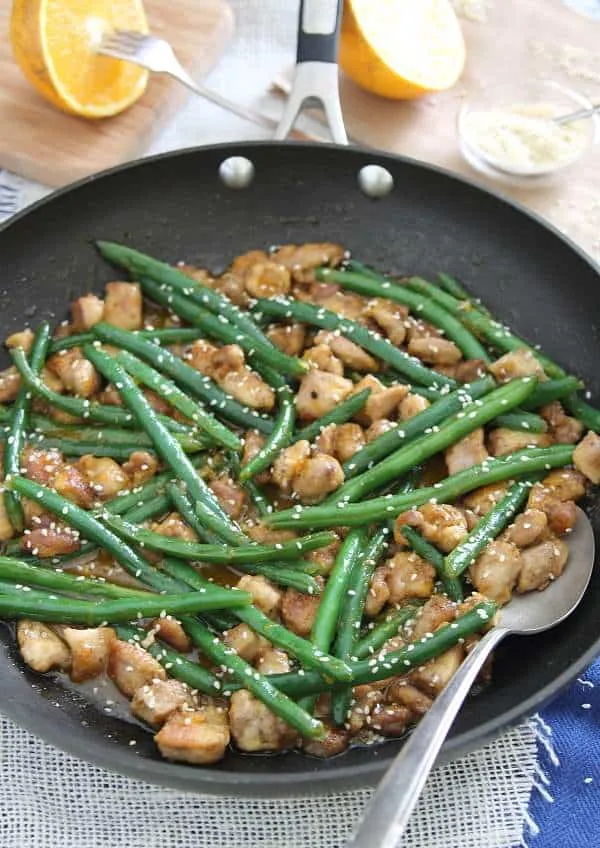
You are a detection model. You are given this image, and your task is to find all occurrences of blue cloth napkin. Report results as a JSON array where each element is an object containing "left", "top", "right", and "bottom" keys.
[{"left": 530, "top": 658, "right": 600, "bottom": 848}]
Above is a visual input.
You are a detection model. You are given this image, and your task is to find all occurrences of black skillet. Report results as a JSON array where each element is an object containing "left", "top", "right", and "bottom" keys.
[{"left": 0, "top": 2, "right": 599, "bottom": 798}]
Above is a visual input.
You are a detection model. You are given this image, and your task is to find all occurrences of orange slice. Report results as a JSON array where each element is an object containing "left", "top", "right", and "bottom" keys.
[
  {"left": 10, "top": 0, "right": 150, "bottom": 118},
  {"left": 340, "top": 0, "right": 466, "bottom": 100}
]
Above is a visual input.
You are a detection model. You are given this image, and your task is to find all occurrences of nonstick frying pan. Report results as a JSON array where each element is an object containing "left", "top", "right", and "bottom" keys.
[{"left": 1, "top": 5, "right": 600, "bottom": 798}]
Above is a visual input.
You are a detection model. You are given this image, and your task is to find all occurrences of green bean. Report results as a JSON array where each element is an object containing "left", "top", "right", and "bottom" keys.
[
  {"left": 27, "top": 436, "right": 205, "bottom": 460},
  {"left": 112, "top": 347, "right": 241, "bottom": 451},
  {"left": 252, "top": 298, "right": 455, "bottom": 390},
  {"left": 26, "top": 416, "right": 206, "bottom": 450},
  {"left": 0, "top": 583, "right": 251, "bottom": 625},
  {"left": 444, "top": 478, "right": 537, "bottom": 578},
  {"left": 400, "top": 526, "right": 463, "bottom": 601},
  {"left": 354, "top": 605, "right": 421, "bottom": 661},
  {"left": 11, "top": 347, "right": 188, "bottom": 435},
  {"left": 102, "top": 513, "right": 335, "bottom": 565},
  {"left": 165, "top": 482, "right": 222, "bottom": 545},
  {"left": 266, "top": 445, "right": 574, "bottom": 530},
  {"left": 492, "top": 411, "right": 547, "bottom": 433},
  {"left": 158, "top": 557, "right": 351, "bottom": 681},
  {"left": 326, "top": 378, "right": 536, "bottom": 505},
  {"left": 92, "top": 322, "right": 273, "bottom": 435},
  {"left": 83, "top": 345, "right": 246, "bottom": 546},
  {"left": 116, "top": 624, "right": 222, "bottom": 695},
  {"left": 436, "top": 272, "right": 471, "bottom": 301},
  {"left": 240, "top": 385, "right": 295, "bottom": 482},
  {"left": 293, "top": 389, "right": 371, "bottom": 444},
  {"left": 0, "top": 556, "right": 150, "bottom": 599},
  {"left": 49, "top": 327, "right": 203, "bottom": 355},
  {"left": 343, "top": 377, "right": 495, "bottom": 480},
  {"left": 344, "top": 260, "right": 385, "bottom": 281},
  {"left": 317, "top": 268, "right": 490, "bottom": 362},
  {"left": 523, "top": 377, "right": 584, "bottom": 410},
  {"left": 4, "top": 323, "right": 52, "bottom": 532},
  {"left": 107, "top": 458, "right": 206, "bottom": 515},
  {"left": 331, "top": 526, "right": 390, "bottom": 725},
  {"left": 241, "top": 600, "right": 498, "bottom": 698},
  {"left": 96, "top": 240, "right": 307, "bottom": 378},
  {"left": 563, "top": 394, "right": 600, "bottom": 434},
  {"left": 227, "top": 451, "right": 274, "bottom": 518}
]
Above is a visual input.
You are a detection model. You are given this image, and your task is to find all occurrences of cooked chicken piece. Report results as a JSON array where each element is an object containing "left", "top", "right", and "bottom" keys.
[
  {"left": 365, "top": 419, "right": 397, "bottom": 442},
  {"left": 347, "top": 688, "right": 384, "bottom": 734},
  {"left": 271, "top": 242, "right": 344, "bottom": 282},
  {"left": 121, "top": 451, "right": 159, "bottom": 487},
  {"left": 469, "top": 540, "right": 522, "bottom": 605},
  {"left": 141, "top": 388, "right": 171, "bottom": 416},
  {"left": 462, "top": 508, "right": 480, "bottom": 531},
  {"left": 222, "top": 368, "right": 275, "bottom": 412},
  {"left": 540, "top": 402, "right": 583, "bottom": 445},
  {"left": 573, "top": 431, "right": 600, "bottom": 484},
  {"left": 150, "top": 617, "right": 192, "bottom": 653},
  {"left": 107, "top": 639, "right": 167, "bottom": 698},
  {"left": 188, "top": 341, "right": 275, "bottom": 411},
  {"left": 5, "top": 328, "right": 34, "bottom": 351},
  {"left": 351, "top": 375, "right": 409, "bottom": 424},
  {"left": 187, "top": 338, "right": 218, "bottom": 374},
  {"left": 410, "top": 594, "right": 457, "bottom": 641},
  {"left": 505, "top": 508, "right": 548, "bottom": 548},
  {"left": 151, "top": 513, "right": 197, "bottom": 543},
  {"left": 244, "top": 261, "right": 291, "bottom": 298},
  {"left": 41, "top": 366, "right": 66, "bottom": 395},
  {"left": 97, "top": 383, "right": 123, "bottom": 406},
  {"left": 178, "top": 264, "right": 215, "bottom": 285},
  {"left": 47, "top": 349, "right": 101, "bottom": 397},
  {"left": 302, "top": 344, "right": 344, "bottom": 376},
  {"left": 314, "top": 330, "right": 379, "bottom": 372},
  {"left": 22, "top": 446, "right": 64, "bottom": 485},
  {"left": 489, "top": 348, "right": 546, "bottom": 383},
  {"left": 292, "top": 454, "right": 344, "bottom": 503},
  {"left": 53, "top": 464, "right": 96, "bottom": 509},
  {"left": 385, "top": 682, "right": 433, "bottom": 718},
  {"left": 517, "top": 538, "right": 569, "bottom": 593},
  {"left": 272, "top": 440, "right": 311, "bottom": 491},
  {"left": 303, "top": 724, "right": 349, "bottom": 758},
  {"left": 398, "top": 393, "right": 430, "bottom": 421},
  {"left": 237, "top": 575, "right": 282, "bottom": 618},
  {"left": 22, "top": 521, "right": 80, "bottom": 557},
  {"left": 223, "top": 623, "right": 270, "bottom": 662},
  {"left": 316, "top": 423, "right": 365, "bottom": 464},
  {"left": 256, "top": 648, "right": 290, "bottom": 676},
  {"left": 370, "top": 703, "right": 412, "bottom": 737},
  {"left": 0, "top": 494, "right": 14, "bottom": 541},
  {"left": 266, "top": 323, "right": 306, "bottom": 356},
  {"left": 215, "top": 272, "right": 250, "bottom": 307},
  {"left": 0, "top": 366, "right": 21, "bottom": 402},
  {"left": 527, "top": 470, "right": 587, "bottom": 517},
  {"left": 365, "top": 566, "right": 391, "bottom": 617},
  {"left": 463, "top": 482, "right": 510, "bottom": 516},
  {"left": 104, "top": 282, "right": 142, "bottom": 330},
  {"left": 395, "top": 503, "right": 468, "bottom": 553},
  {"left": 307, "top": 535, "right": 340, "bottom": 574},
  {"left": 241, "top": 431, "right": 271, "bottom": 485},
  {"left": 295, "top": 370, "right": 353, "bottom": 420},
  {"left": 229, "top": 689, "right": 298, "bottom": 752},
  {"left": 245, "top": 523, "right": 298, "bottom": 544},
  {"left": 131, "top": 679, "right": 193, "bottom": 728},
  {"left": 71, "top": 294, "right": 105, "bottom": 330},
  {"left": 281, "top": 586, "right": 321, "bottom": 637},
  {"left": 59, "top": 626, "right": 115, "bottom": 683},
  {"left": 77, "top": 456, "right": 130, "bottom": 500},
  {"left": 155, "top": 705, "right": 230, "bottom": 764},
  {"left": 230, "top": 249, "right": 269, "bottom": 277},
  {"left": 315, "top": 291, "right": 366, "bottom": 320},
  {"left": 385, "top": 552, "right": 436, "bottom": 604},
  {"left": 546, "top": 500, "right": 578, "bottom": 537},
  {"left": 210, "top": 344, "right": 247, "bottom": 379},
  {"left": 408, "top": 336, "right": 462, "bottom": 366},
  {"left": 364, "top": 298, "right": 409, "bottom": 346},
  {"left": 488, "top": 428, "right": 551, "bottom": 457},
  {"left": 17, "top": 620, "right": 71, "bottom": 673},
  {"left": 410, "top": 645, "right": 464, "bottom": 696},
  {"left": 209, "top": 475, "right": 246, "bottom": 519},
  {"left": 406, "top": 319, "right": 443, "bottom": 342},
  {"left": 455, "top": 359, "right": 488, "bottom": 383},
  {"left": 445, "top": 428, "right": 488, "bottom": 475}
]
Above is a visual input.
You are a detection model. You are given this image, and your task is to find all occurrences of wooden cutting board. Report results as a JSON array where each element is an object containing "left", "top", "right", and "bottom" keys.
[{"left": 0, "top": 0, "right": 234, "bottom": 187}]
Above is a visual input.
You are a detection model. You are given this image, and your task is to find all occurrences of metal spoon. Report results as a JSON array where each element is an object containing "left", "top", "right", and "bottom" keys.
[
  {"left": 349, "top": 507, "right": 595, "bottom": 848},
  {"left": 554, "top": 104, "right": 600, "bottom": 125}
]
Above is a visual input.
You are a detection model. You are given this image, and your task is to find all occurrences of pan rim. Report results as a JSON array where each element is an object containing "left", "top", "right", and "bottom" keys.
[{"left": 1, "top": 140, "right": 599, "bottom": 795}]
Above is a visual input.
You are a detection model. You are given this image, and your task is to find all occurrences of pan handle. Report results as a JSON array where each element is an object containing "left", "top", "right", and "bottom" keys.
[{"left": 274, "top": 0, "right": 348, "bottom": 145}]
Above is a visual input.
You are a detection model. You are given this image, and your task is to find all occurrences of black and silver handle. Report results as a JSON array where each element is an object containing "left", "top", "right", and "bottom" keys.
[{"left": 275, "top": 0, "right": 348, "bottom": 144}]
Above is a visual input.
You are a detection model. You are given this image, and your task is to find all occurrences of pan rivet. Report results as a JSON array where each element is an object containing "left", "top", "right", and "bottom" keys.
[
  {"left": 219, "top": 157, "right": 255, "bottom": 189},
  {"left": 358, "top": 165, "right": 394, "bottom": 198}
]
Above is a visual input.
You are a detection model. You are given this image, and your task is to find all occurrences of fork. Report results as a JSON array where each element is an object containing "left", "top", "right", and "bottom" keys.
[{"left": 96, "top": 29, "right": 318, "bottom": 139}]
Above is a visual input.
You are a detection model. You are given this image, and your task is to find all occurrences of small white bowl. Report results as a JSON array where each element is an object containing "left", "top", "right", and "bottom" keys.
[{"left": 457, "top": 79, "right": 598, "bottom": 186}]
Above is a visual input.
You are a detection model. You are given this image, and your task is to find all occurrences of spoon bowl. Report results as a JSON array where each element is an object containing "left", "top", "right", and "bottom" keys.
[{"left": 350, "top": 508, "right": 595, "bottom": 848}]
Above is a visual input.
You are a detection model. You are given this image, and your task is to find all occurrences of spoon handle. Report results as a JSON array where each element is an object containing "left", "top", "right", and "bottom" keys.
[
  {"left": 349, "top": 625, "right": 509, "bottom": 848},
  {"left": 554, "top": 103, "right": 600, "bottom": 126}
]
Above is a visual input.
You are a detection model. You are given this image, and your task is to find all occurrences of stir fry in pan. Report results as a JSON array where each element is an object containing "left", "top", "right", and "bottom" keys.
[{"left": 1, "top": 240, "right": 598, "bottom": 764}]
